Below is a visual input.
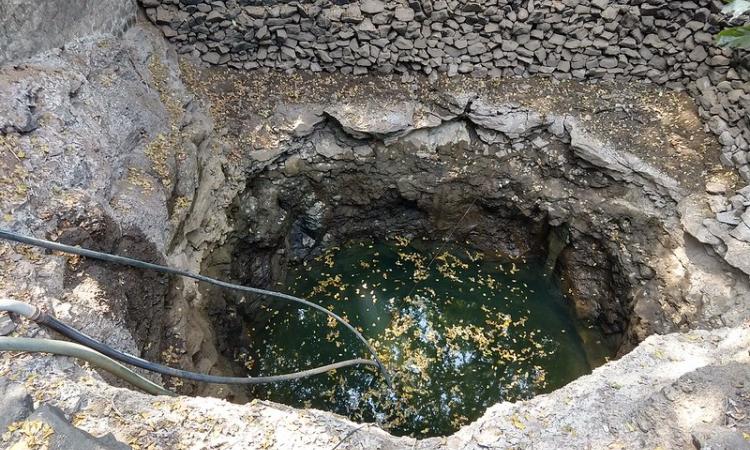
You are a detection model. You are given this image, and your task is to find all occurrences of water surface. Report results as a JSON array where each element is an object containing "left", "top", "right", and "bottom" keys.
[{"left": 246, "top": 238, "right": 614, "bottom": 437}]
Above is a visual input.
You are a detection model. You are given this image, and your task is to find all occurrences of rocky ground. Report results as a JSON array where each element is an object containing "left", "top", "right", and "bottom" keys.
[
  {"left": 144, "top": 0, "right": 750, "bottom": 185},
  {"left": 0, "top": 17, "right": 748, "bottom": 450}
]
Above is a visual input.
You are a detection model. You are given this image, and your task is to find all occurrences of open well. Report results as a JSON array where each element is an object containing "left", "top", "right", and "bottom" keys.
[
  {"left": 2, "top": 28, "right": 749, "bottom": 448},
  {"left": 171, "top": 71, "right": 732, "bottom": 437}
]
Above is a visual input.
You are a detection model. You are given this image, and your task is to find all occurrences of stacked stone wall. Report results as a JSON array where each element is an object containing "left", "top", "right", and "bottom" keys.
[{"left": 142, "top": 0, "right": 750, "bottom": 178}]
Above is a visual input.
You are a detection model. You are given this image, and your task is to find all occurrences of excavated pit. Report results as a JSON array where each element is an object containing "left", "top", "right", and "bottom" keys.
[
  {"left": 211, "top": 154, "right": 628, "bottom": 434},
  {"left": 210, "top": 140, "right": 633, "bottom": 436},
  {"left": 14, "top": 60, "right": 734, "bottom": 441},
  {"left": 176, "top": 72, "right": 732, "bottom": 436},
  {"left": 3, "top": 23, "right": 750, "bottom": 449}
]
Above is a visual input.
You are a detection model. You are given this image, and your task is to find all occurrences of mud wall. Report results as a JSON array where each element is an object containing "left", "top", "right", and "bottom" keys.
[{"left": 0, "top": 0, "right": 137, "bottom": 64}]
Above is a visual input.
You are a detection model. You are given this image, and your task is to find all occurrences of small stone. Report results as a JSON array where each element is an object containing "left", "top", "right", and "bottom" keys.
[
  {"left": 360, "top": 0, "right": 385, "bottom": 15},
  {"left": 708, "top": 55, "right": 730, "bottom": 66},
  {"left": 358, "top": 18, "right": 376, "bottom": 32},
  {"left": 650, "top": 55, "right": 667, "bottom": 70},
  {"left": 371, "top": 11, "right": 391, "bottom": 25},
  {"left": 155, "top": 6, "right": 174, "bottom": 24},
  {"left": 734, "top": 151, "right": 749, "bottom": 166},
  {"left": 737, "top": 166, "right": 750, "bottom": 183},
  {"left": 719, "top": 130, "right": 734, "bottom": 146},
  {"left": 716, "top": 210, "right": 741, "bottom": 225},
  {"left": 729, "top": 89, "right": 746, "bottom": 103},
  {"left": 592, "top": 0, "right": 609, "bottom": 9},
  {"left": 202, "top": 51, "right": 221, "bottom": 64},
  {"left": 160, "top": 25, "right": 177, "bottom": 38},
  {"left": 686, "top": 20, "right": 704, "bottom": 31},
  {"left": 548, "top": 34, "right": 566, "bottom": 47},
  {"left": 467, "top": 42, "right": 488, "bottom": 56},
  {"left": 601, "top": 6, "right": 618, "bottom": 20},
  {"left": 557, "top": 60, "right": 571, "bottom": 72},
  {"left": 281, "top": 46, "right": 296, "bottom": 59},
  {"left": 524, "top": 39, "right": 541, "bottom": 51},
  {"left": 394, "top": 37, "right": 414, "bottom": 50},
  {"left": 463, "top": 2, "right": 483, "bottom": 13},
  {"left": 732, "top": 220, "right": 750, "bottom": 242},
  {"left": 342, "top": 5, "right": 364, "bottom": 23},
  {"left": 245, "top": 6, "right": 266, "bottom": 18},
  {"left": 705, "top": 181, "right": 728, "bottom": 195},
  {"left": 427, "top": 47, "right": 444, "bottom": 57},
  {"left": 256, "top": 25, "right": 269, "bottom": 40},
  {"left": 620, "top": 37, "right": 637, "bottom": 49},
  {"left": 0, "top": 380, "right": 32, "bottom": 435},
  {"left": 206, "top": 10, "right": 224, "bottom": 23},
  {"left": 501, "top": 40, "right": 519, "bottom": 51},
  {"left": 599, "top": 57, "right": 618, "bottom": 69},
  {"left": 458, "top": 62, "right": 474, "bottom": 73},
  {"left": 716, "top": 81, "right": 733, "bottom": 93},
  {"left": 689, "top": 46, "right": 707, "bottom": 62},
  {"left": 643, "top": 34, "right": 664, "bottom": 48},
  {"left": 532, "top": 137, "right": 549, "bottom": 148},
  {"left": 694, "top": 31, "right": 713, "bottom": 45},
  {"left": 394, "top": 7, "right": 415, "bottom": 22}
]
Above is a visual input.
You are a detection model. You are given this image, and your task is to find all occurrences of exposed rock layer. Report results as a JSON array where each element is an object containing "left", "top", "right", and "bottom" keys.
[
  {"left": 210, "top": 81, "right": 746, "bottom": 364},
  {"left": 0, "top": 0, "right": 137, "bottom": 64},
  {"left": 141, "top": 0, "right": 750, "bottom": 183}
]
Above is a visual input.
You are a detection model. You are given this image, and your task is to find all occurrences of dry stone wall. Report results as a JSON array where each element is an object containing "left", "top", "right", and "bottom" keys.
[{"left": 142, "top": 0, "right": 750, "bottom": 179}]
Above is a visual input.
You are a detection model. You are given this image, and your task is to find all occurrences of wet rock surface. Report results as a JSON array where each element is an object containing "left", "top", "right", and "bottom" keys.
[{"left": 0, "top": 12, "right": 748, "bottom": 450}]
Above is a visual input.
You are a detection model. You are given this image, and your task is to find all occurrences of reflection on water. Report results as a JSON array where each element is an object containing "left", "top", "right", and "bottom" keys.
[{"left": 245, "top": 238, "right": 615, "bottom": 437}]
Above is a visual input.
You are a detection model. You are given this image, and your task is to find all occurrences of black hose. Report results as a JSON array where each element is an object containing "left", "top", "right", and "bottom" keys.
[
  {"left": 36, "top": 313, "right": 376, "bottom": 384},
  {"left": 0, "top": 229, "right": 392, "bottom": 386}
]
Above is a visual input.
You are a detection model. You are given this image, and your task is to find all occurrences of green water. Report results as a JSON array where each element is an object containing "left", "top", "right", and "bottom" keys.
[{"left": 245, "top": 238, "right": 615, "bottom": 437}]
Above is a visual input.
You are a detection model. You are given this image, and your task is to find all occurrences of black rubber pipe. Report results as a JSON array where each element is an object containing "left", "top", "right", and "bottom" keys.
[
  {"left": 0, "top": 298, "right": 378, "bottom": 385},
  {"left": 0, "top": 229, "right": 392, "bottom": 386},
  {"left": 37, "top": 313, "right": 377, "bottom": 384}
]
